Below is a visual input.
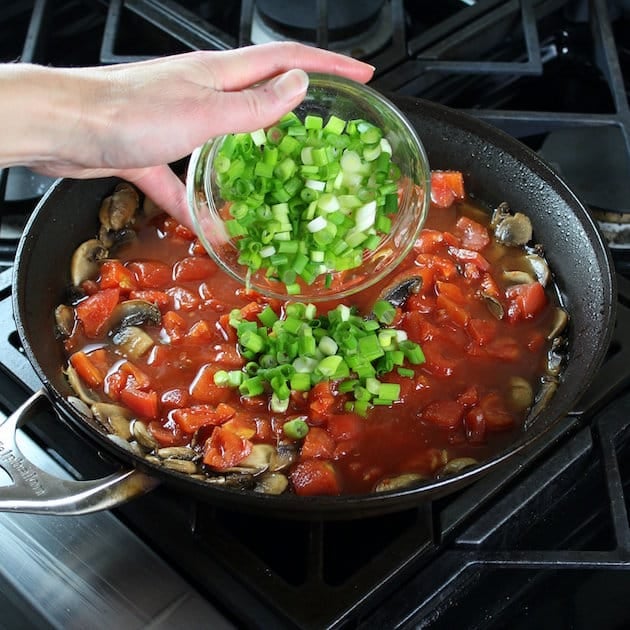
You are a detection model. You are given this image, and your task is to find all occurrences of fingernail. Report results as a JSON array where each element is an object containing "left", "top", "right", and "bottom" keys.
[{"left": 271, "top": 68, "right": 309, "bottom": 101}]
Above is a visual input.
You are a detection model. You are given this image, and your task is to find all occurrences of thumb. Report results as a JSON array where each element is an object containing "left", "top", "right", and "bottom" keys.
[{"left": 209, "top": 68, "right": 310, "bottom": 135}]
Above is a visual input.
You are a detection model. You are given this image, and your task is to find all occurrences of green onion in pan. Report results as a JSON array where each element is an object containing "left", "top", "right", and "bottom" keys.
[
  {"left": 213, "top": 113, "right": 401, "bottom": 294},
  {"left": 215, "top": 301, "right": 425, "bottom": 416}
]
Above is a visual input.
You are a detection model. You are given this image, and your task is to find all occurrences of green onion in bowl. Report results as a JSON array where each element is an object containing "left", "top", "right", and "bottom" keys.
[{"left": 187, "top": 73, "right": 430, "bottom": 302}]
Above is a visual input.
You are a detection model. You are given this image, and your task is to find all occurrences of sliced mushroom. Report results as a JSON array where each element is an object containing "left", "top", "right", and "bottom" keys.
[
  {"left": 255, "top": 472, "right": 289, "bottom": 495},
  {"left": 131, "top": 419, "right": 159, "bottom": 451},
  {"left": 54, "top": 304, "right": 76, "bottom": 338},
  {"left": 65, "top": 365, "right": 101, "bottom": 405},
  {"left": 157, "top": 446, "right": 197, "bottom": 461},
  {"left": 112, "top": 325, "right": 155, "bottom": 359},
  {"left": 525, "top": 376, "right": 559, "bottom": 427},
  {"left": 508, "top": 376, "right": 534, "bottom": 412},
  {"left": 107, "top": 299, "right": 161, "bottom": 335},
  {"left": 70, "top": 238, "right": 108, "bottom": 286},
  {"left": 374, "top": 473, "right": 425, "bottom": 493},
  {"left": 377, "top": 271, "right": 423, "bottom": 309},
  {"left": 547, "top": 307, "right": 569, "bottom": 340},
  {"left": 483, "top": 293, "right": 505, "bottom": 320},
  {"left": 526, "top": 254, "right": 551, "bottom": 287},
  {"left": 546, "top": 337, "right": 565, "bottom": 377},
  {"left": 143, "top": 195, "right": 164, "bottom": 220},
  {"left": 91, "top": 402, "right": 133, "bottom": 439},
  {"left": 270, "top": 442, "right": 298, "bottom": 471},
  {"left": 99, "top": 183, "right": 139, "bottom": 232},
  {"left": 502, "top": 270, "right": 535, "bottom": 285},
  {"left": 162, "top": 458, "right": 199, "bottom": 475},
  {"left": 493, "top": 211, "right": 533, "bottom": 247},
  {"left": 225, "top": 443, "right": 275, "bottom": 475},
  {"left": 438, "top": 457, "right": 478, "bottom": 476}
]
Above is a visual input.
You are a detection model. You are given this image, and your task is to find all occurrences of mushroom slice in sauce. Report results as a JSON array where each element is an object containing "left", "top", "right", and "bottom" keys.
[
  {"left": 54, "top": 304, "right": 76, "bottom": 338},
  {"left": 377, "top": 271, "right": 423, "bottom": 309},
  {"left": 255, "top": 472, "right": 289, "bottom": 495},
  {"left": 374, "top": 473, "right": 426, "bottom": 493},
  {"left": 70, "top": 238, "right": 108, "bottom": 286},
  {"left": 491, "top": 202, "right": 533, "bottom": 247},
  {"left": 112, "top": 325, "right": 155, "bottom": 360},
  {"left": 107, "top": 299, "right": 161, "bottom": 334},
  {"left": 526, "top": 254, "right": 551, "bottom": 287}
]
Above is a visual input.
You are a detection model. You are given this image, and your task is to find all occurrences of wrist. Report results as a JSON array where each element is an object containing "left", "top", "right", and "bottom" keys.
[{"left": 0, "top": 63, "right": 104, "bottom": 170}]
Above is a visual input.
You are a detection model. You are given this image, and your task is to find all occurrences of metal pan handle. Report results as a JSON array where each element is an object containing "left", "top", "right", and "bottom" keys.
[{"left": 0, "top": 389, "right": 159, "bottom": 515}]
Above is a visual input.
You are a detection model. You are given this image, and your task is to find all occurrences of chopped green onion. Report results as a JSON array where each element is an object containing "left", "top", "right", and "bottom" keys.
[
  {"left": 283, "top": 417, "right": 310, "bottom": 440},
  {"left": 213, "top": 111, "right": 403, "bottom": 294}
]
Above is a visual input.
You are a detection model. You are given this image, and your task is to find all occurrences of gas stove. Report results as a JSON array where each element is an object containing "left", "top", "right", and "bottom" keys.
[{"left": 1, "top": 2, "right": 630, "bottom": 629}]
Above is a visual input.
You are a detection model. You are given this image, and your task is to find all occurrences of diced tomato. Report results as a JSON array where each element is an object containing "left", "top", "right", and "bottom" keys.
[
  {"left": 454, "top": 216, "right": 490, "bottom": 251},
  {"left": 466, "top": 318, "right": 498, "bottom": 345},
  {"left": 104, "top": 369, "right": 127, "bottom": 400},
  {"left": 414, "top": 229, "right": 444, "bottom": 254},
  {"left": 120, "top": 388, "right": 159, "bottom": 420},
  {"left": 75, "top": 288, "right": 120, "bottom": 338},
  {"left": 327, "top": 413, "right": 363, "bottom": 441},
  {"left": 157, "top": 215, "right": 196, "bottom": 241},
  {"left": 457, "top": 386, "right": 479, "bottom": 408},
  {"left": 422, "top": 339, "right": 459, "bottom": 377},
  {"left": 98, "top": 260, "right": 137, "bottom": 292},
  {"left": 69, "top": 351, "right": 104, "bottom": 388},
  {"left": 222, "top": 413, "right": 257, "bottom": 439},
  {"left": 162, "top": 310, "right": 187, "bottom": 342},
  {"left": 478, "top": 392, "right": 515, "bottom": 431},
  {"left": 505, "top": 282, "right": 548, "bottom": 323},
  {"left": 308, "top": 381, "right": 337, "bottom": 423},
  {"left": 415, "top": 253, "right": 458, "bottom": 280},
  {"left": 480, "top": 273, "right": 501, "bottom": 299},
  {"left": 166, "top": 286, "right": 200, "bottom": 311},
  {"left": 217, "top": 313, "right": 238, "bottom": 343},
  {"left": 290, "top": 459, "right": 341, "bottom": 496},
  {"left": 430, "top": 171, "right": 465, "bottom": 207},
  {"left": 119, "top": 361, "right": 152, "bottom": 390},
  {"left": 203, "top": 426, "right": 252, "bottom": 470},
  {"left": 239, "top": 301, "right": 264, "bottom": 322},
  {"left": 421, "top": 400, "right": 465, "bottom": 429},
  {"left": 190, "top": 364, "right": 232, "bottom": 405},
  {"left": 171, "top": 403, "right": 233, "bottom": 433},
  {"left": 464, "top": 407, "right": 487, "bottom": 443},
  {"left": 148, "top": 420, "right": 185, "bottom": 447},
  {"left": 128, "top": 289, "right": 171, "bottom": 310},
  {"left": 174, "top": 223, "right": 196, "bottom": 241},
  {"left": 212, "top": 344, "right": 245, "bottom": 369},
  {"left": 436, "top": 293, "right": 470, "bottom": 328},
  {"left": 160, "top": 388, "right": 190, "bottom": 411},
  {"left": 300, "top": 427, "right": 335, "bottom": 460},
  {"left": 485, "top": 337, "right": 520, "bottom": 361},
  {"left": 186, "top": 320, "right": 214, "bottom": 344},
  {"left": 190, "top": 239, "right": 207, "bottom": 256},
  {"left": 127, "top": 261, "right": 172, "bottom": 289},
  {"left": 447, "top": 246, "right": 490, "bottom": 271},
  {"left": 173, "top": 256, "right": 218, "bottom": 282}
]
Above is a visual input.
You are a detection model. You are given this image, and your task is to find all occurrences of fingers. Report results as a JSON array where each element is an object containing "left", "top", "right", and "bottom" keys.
[
  {"left": 197, "top": 42, "right": 374, "bottom": 91},
  {"left": 124, "top": 165, "right": 193, "bottom": 229},
  {"left": 198, "top": 68, "right": 310, "bottom": 136}
]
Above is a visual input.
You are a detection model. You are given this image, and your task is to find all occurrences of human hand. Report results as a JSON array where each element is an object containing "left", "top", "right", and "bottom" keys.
[{"left": 1, "top": 42, "right": 374, "bottom": 227}]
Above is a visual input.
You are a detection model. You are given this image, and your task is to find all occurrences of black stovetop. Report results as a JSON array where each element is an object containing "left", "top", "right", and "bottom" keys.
[{"left": 2, "top": 2, "right": 630, "bottom": 629}]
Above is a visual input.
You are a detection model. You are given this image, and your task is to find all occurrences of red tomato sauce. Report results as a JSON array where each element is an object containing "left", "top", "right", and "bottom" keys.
[{"left": 62, "top": 180, "right": 561, "bottom": 496}]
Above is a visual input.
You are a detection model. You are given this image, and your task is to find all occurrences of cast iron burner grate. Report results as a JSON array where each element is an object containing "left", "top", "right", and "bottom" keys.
[{"left": 1, "top": 271, "right": 630, "bottom": 629}]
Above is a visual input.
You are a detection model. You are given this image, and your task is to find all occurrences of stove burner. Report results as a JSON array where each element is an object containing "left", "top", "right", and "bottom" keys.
[{"left": 251, "top": 0, "right": 392, "bottom": 57}]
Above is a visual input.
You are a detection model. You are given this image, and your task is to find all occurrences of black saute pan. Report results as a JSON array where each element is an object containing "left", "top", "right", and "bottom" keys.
[{"left": 0, "top": 96, "right": 618, "bottom": 519}]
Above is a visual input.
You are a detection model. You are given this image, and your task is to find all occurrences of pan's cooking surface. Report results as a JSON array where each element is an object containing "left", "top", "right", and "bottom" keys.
[{"left": 1, "top": 2, "right": 630, "bottom": 629}]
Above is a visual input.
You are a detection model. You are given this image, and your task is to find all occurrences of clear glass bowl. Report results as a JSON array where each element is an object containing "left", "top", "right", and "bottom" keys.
[{"left": 186, "top": 73, "right": 430, "bottom": 302}]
